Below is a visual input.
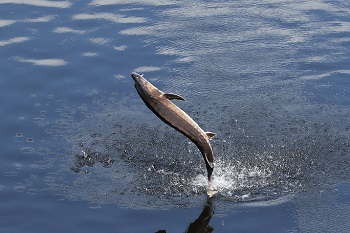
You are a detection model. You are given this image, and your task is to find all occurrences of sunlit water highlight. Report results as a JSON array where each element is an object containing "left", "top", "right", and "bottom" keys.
[
  {"left": 13, "top": 85, "right": 349, "bottom": 210},
  {"left": 1, "top": 0, "right": 350, "bottom": 232}
]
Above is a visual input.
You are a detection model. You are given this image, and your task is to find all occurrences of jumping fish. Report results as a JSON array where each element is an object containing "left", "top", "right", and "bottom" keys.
[{"left": 131, "top": 72, "right": 216, "bottom": 195}]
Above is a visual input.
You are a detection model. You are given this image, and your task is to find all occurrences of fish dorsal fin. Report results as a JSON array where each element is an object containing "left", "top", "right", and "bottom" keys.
[
  {"left": 164, "top": 93, "right": 186, "bottom": 101},
  {"left": 205, "top": 132, "right": 216, "bottom": 139}
]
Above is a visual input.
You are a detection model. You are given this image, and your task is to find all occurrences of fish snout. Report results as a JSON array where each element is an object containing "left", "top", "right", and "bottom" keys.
[{"left": 131, "top": 72, "right": 142, "bottom": 82}]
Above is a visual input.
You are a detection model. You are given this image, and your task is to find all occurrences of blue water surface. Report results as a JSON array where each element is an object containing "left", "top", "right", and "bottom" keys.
[{"left": 1, "top": 0, "right": 350, "bottom": 232}]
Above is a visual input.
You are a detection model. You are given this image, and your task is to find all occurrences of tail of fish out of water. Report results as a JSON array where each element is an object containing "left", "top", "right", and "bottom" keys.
[
  {"left": 207, "top": 181, "right": 217, "bottom": 197},
  {"left": 206, "top": 164, "right": 217, "bottom": 197},
  {"left": 207, "top": 178, "right": 218, "bottom": 197}
]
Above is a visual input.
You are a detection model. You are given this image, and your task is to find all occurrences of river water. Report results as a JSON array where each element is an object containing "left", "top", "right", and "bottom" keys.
[{"left": 1, "top": 0, "right": 350, "bottom": 232}]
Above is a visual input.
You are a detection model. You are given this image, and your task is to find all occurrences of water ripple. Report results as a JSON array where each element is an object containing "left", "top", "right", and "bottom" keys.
[
  {"left": 14, "top": 57, "right": 68, "bottom": 66},
  {"left": 23, "top": 15, "right": 56, "bottom": 23},
  {"left": 53, "top": 27, "right": 86, "bottom": 34},
  {"left": 72, "top": 13, "right": 146, "bottom": 24},
  {"left": 0, "top": 0, "right": 72, "bottom": 8},
  {"left": 134, "top": 66, "right": 161, "bottom": 73},
  {"left": 89, "top": 0, "right": 176, "bottom": 6},
  {"left": 0, "top": 37, "right": 30, "bottom": 46},
  {"left": 0, "top": 19, "right": 16, "bottom": 27}
]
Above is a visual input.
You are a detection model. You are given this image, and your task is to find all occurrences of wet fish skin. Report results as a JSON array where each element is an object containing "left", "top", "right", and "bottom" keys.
[{"left": 131, "top": 72, "right": 215, "bottom": 183}]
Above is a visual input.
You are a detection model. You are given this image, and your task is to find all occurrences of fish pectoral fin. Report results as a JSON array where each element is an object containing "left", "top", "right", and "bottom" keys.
[
  {"left": 205, "top": 132, "right": 216, "bottom": 139},
  {"left": 164, "top": 93, "right": 186, "bottom": 101}
]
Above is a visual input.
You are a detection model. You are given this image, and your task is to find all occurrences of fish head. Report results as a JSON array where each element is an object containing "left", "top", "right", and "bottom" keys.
[
  {"left": 131, "top": 72, "right": 152, "bottom": 96},
  {"left": 131, "top": 72, "right": 161, "bottom": 97},
  {"left": 131, "top": 72, "right": 145, "bottom": 84}
]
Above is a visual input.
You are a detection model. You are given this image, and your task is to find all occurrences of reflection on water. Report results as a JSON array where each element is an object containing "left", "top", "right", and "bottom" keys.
[
  {"left": 0, "top": 0, "right": 72, "bottom": 8},
  {"left": 23, "top": 15, "right": 56, "bottom": 23},
  {"left": 0, "top": 15, "right": 55, "bottom": 28},
  {"left": 14, "top": 57, "right": 68, "bottom": 66},
  {"left": 0, "top": 36, "right": 29, "bottom": 46},
  {"left": 295, "top": 184, "right": 350, "bottom": 232},
  {"left": 10, "top": 82, "right": 349, "bottom": 210},
  {"left": 53, "top": 27, "right": 86, "bottom": 35},
  {"left": 2, "top": 0, "right": 350, "bottom": 201},
  {"left": 186, "top": 198, "right": 213, "bottom": 233},
  {"left": 89, "top": 0, "right": 175, "bottom": 6},
  {"left": 72, "top": 13, "right": 147, "bottom": 24},
  {"left": 134, "top": 66, "right": 161, "bottom": 73},
  {"left": 1, "top": 0, "right": 350, "bottom": 231},
  {"left": 0, "top": 19, "right": 16, "bottom": 27},
  {"left": 156, "top": 198, "right": 214, "bottom": 233}
]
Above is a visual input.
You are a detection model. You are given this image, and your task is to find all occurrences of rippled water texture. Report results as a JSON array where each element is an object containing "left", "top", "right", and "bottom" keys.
[{"left": 1, "top": 0, "right": 350, "bottom": 232}]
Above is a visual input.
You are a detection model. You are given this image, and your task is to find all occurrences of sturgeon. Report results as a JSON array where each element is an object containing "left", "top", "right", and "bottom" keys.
[{"left": 131, "top": 72, "right": 216, "bottom": 186}]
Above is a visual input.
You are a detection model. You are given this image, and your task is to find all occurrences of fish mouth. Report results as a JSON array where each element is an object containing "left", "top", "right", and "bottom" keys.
[{"left": 131, "top": 72, "right": 141, "bottom": 82}]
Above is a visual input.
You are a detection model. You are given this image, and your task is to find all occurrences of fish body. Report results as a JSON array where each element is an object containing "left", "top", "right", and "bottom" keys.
[{"left": 131, "top": 72, "right": 215, "bottom": 183}]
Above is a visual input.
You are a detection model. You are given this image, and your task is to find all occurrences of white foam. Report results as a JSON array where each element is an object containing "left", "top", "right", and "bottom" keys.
[{"left": 191, "top": 158, "right": 273, "bottom": 197}]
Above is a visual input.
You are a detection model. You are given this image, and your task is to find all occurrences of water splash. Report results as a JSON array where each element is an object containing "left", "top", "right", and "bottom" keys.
[
  {"left": 12, "top": 87, "right": 350, "bottom": 209},
  {"left": 191, "top": 157, "right": 286, "bottom": 201}
]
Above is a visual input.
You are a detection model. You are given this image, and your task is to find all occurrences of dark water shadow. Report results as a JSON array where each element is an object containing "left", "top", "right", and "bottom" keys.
[
  {"left": 185, "top": 198, "right": 214, "bottom": 233},
  {"left": 156, "top": 198, "right": 214, "bottom": 233}
]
